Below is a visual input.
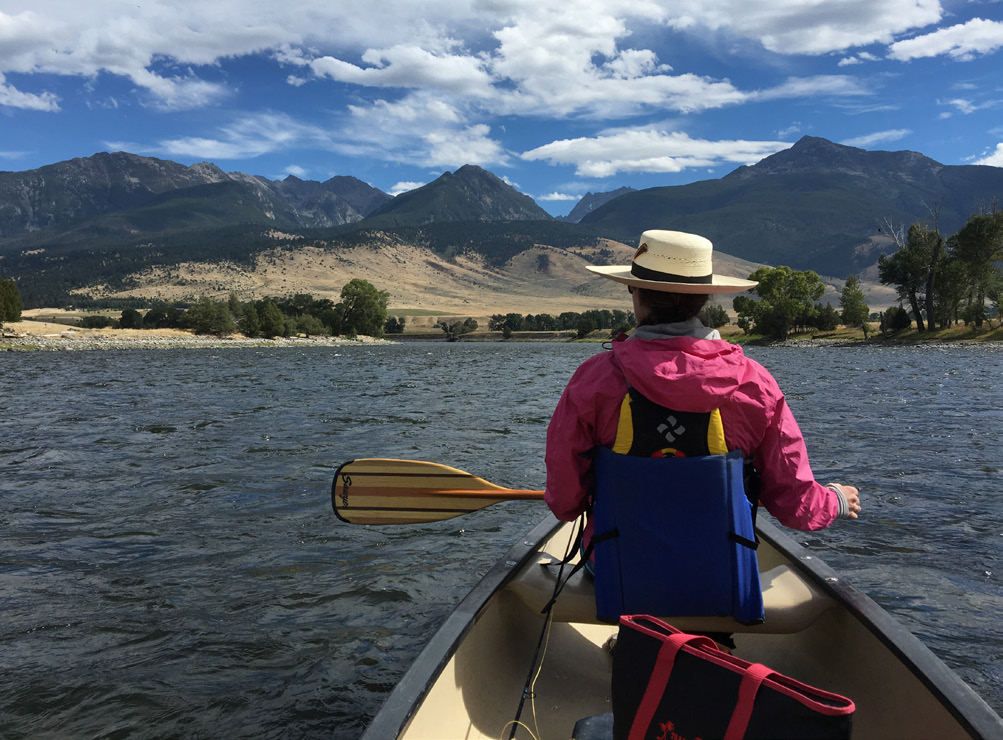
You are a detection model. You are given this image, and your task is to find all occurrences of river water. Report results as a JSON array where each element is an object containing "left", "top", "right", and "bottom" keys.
[{"left": 1, "top": 342, "right": 1000, "bottom": 738}]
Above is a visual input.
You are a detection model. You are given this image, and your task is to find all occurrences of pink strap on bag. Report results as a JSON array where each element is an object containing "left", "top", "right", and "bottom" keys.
[
  {"left": 724, "top": 663, "right": 774, "bottom": 740},
  {"left": 628, "top": 633, "right": 720, "bottom": 740}
]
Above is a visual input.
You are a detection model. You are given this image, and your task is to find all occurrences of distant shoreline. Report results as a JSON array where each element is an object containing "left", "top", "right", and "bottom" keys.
[{"left": 4, "top": 320, "right": 1001, "bottom": 351}]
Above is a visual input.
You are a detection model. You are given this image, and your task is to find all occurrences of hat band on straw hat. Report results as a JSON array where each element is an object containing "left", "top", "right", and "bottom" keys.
[{"left": 630, "top": 262, "right": 713, "bottom": 285}]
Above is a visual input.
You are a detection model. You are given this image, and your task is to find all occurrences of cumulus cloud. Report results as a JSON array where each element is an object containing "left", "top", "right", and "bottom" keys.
[
  {"left": 840, "top": 129, "right": 912, "bottom": 148},
  {"left": 310, "top": 44, "right": 494, "bottom": 97},
  {"left": 389, "top": 181, "right": 426, "bottom": 196},
  {"left": 423, "top": 124, "right": 510, "bottom": 169},
  {"left": 537, "top": 192, "right": 579, "bottom": 201},
  {"left": 0, "top": 74, "right": 60, "bottom": 111},
  {"left": 521, "top": 129, "right": 790, "bottom": 178},
  {"left": 975, "top": 143, "right": 1003, "bottom": 166},
  {"left": 1, "top": 0, "right": 910, "bottom": 119},
  {"left": 888, "top": 18, "right": 1003, "bottom": 61},
  {"left": 671, "top": 0, "right": 943, "bottom": 54}
]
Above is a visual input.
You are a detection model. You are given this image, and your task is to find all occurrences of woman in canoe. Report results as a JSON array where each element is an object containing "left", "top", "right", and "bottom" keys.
[{"left": 544, "top": 230, "right": 861, "bottom": 624}]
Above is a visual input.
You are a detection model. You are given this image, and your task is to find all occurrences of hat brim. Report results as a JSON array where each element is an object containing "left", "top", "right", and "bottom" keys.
[{"left": 587, "top": 265, "right": 758, "bottom": 294}]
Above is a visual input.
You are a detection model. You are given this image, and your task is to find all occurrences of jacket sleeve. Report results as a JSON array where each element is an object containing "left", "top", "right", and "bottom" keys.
[
  {"left": 753, "top": 393, "right": 840, "bottom": 531},
  {"left": 544, "top": 355, "right": 622, "bottom": 522}
]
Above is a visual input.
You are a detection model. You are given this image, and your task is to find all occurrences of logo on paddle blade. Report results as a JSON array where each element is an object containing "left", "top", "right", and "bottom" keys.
[{"left": 340, "top": 474, "right": 352, "bottom": 508}]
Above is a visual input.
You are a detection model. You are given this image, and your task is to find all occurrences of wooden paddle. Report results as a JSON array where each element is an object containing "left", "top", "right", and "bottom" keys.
[{"left": 332, "top": 458, "right": 545, "bottom": 524}]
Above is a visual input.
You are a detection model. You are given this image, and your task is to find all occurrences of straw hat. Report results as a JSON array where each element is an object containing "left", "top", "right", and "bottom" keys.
[{"left": 587, "top": 230, "right": 758, "bottom": 294}]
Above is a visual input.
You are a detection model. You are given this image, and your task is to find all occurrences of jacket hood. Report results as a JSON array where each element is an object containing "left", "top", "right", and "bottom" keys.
[{"left": 611, "top": 333, "right": 748, "bottom": 413}]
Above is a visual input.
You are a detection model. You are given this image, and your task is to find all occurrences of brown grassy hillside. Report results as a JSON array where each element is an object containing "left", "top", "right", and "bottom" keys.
[{"left": 73, "top": 234, "right": 895, "bottom": 317}]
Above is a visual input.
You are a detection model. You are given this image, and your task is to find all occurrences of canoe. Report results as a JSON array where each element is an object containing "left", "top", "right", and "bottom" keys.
[{"left": 360, "top": 514, "right": 1003, "bottom": 740}]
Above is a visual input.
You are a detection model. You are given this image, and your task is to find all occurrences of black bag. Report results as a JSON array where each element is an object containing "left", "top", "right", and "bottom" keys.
[{"left": 613, "top": 615, "right": 855, "bottom": 740}]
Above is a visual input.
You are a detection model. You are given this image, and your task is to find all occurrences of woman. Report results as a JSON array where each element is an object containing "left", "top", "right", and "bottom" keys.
[{"left": 545, "top": 230, "right": 861, "bottom": 559}]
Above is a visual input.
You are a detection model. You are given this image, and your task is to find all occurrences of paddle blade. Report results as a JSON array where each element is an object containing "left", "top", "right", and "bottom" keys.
[{"left": 332, "top": 458, "right": 544, "bottom": 525}]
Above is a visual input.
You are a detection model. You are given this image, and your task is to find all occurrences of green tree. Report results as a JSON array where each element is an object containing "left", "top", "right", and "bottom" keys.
[
  {"left": 0, "top": 277, "right": 23, "bottom": 326},
  {"left": 534, "top": 313, "right": 557, "bottom": 331},
  {"left": 80, "top": 315, "right": 114, "bottom": 328},
  {"left": 181, "top": 298, "right": 235, "bottom": 336},
  {"left": 295, "top": 314, "right": 329, "bottom": 336},
  {"left": 240, "top": 303, "right": 261, "bottom": 337},
  {"left": 227, "top": 292, "right": 242, "bottom": 317},
  {"left": 557, "top": 312, "right": 581, "bottom": 330},
  {"left": 733, "top": 266, "right": 825, "bottom": 340},
  {"left": 934, "top": 257, "right": 968, "bottom": 327},
  {"left": 336, "top": 279, "right": 389, "bottom": 338},
  {"left": 813, "top": 303, "right": 840, "bottom": 331},
  {"left": 880, "top": 305, "right": 912, "bottom": 334},
  {"left": 576, "top": 315, "right": 597, "bottom": 339},
  {"left": 698, "top": 304, "right": 730, "bottom": 329},
  {"left": 878, "top": 223, "right": 943, "bottom": 331},
  {"left": 258, "top": 299, "right": 286, "bottom": 338},
  {"left": 439, "top": 318, "right": 478, "bottom": 341},
  {"left": 839, "top": 275, "right": 870, "bottom": 337},
  {"left": 948, "top": 211, "right": 1003, "bottom": 326},
  {"left": 384, "top": 316, "right": 406, "bottom": 334},
  {"left": 144, "top": 307, "right": 169, "bottom": 328},
  {"left": 119, "top": 308, "right": 144, "bottom": 329}
]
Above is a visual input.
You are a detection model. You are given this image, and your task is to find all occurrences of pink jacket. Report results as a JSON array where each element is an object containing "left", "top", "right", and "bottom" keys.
[{"left": 545, "top": 333, "right": 840, "bottom": 534}]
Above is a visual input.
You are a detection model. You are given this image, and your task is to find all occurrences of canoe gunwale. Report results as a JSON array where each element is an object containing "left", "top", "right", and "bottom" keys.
[
  {"left": 755, "top": 519, "right": 1003, "bottom": 740},
  {"left": 360, "top": 514, "right": 1003, "bottom": 740}
]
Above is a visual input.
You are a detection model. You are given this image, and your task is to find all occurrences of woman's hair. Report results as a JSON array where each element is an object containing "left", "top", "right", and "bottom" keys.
[{"left": 634, "top": 288, "right": 710, "bottom": 326}]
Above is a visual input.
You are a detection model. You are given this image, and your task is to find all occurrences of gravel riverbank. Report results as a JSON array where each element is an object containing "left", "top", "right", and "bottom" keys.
[{"left": 1, "top": 330, "right": 393, "bottom": 351}]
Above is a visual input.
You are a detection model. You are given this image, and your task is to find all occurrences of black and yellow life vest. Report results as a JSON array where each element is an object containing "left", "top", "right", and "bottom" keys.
[{"left": 611, "top": 386, "right": 729, "bottom": 459}]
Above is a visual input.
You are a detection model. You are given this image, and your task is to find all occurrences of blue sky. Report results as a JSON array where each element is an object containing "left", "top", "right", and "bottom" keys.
[{"left": 1, "top": 1, "right": 1002, "bottom": 217}]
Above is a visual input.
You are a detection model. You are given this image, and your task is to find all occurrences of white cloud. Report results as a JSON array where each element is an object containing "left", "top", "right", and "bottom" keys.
[
  {"left": 0, "top": 74, "right": 60, "bottom": 111},
  {"left": 939, "top": 98, "right": 995, "bottom": 115},
  {"left": 310, "top": 44, "right": 494, "bottom": 97},
  {"left": 777, "top": 122, "right": 804, "bottom": 138},
  {"left": 840, "top": 129, "right": 912, "bottom": 148},
  {"left": 669, "top": 0, "right": 943, "bottom": 54},
  {"left": 389, "top": 181, "right": 426, "bottom": 196},
  {"left": 521, "top": 128, "right": 790, "bottom": 178},
  {"left": 975, "top": 143, "right": 1003, "bottom": 166},
  {"left": 2, "top": 1, "right": 906, "bottom": 120},
  {"left": 755, "top": 75, "right": 872, "bottom": 101},
  {"left": 537, "top": 192, "right": 579, "bottom": 201},
  {"left": 423, "top": 124, "right": 510, "bottom": 169},
  {"left": 888, "top": 18, "right": 1003, "bottom": 61},
  {"left": 284, "top": 165, "right": 308, "bottom": 178},
  {"left": 155, "top": 111, "right": 331, "bottom": 159},
  {"left": 837, "top": 51, "right": 881, "bottom": 67}
]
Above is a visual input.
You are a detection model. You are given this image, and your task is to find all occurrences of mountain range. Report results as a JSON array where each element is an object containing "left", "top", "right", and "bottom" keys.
[{"left": 1, "top": 137, "right": 1001, "bottom": 308}]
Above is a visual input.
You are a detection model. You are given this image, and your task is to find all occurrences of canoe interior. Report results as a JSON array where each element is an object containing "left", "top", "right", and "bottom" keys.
[{"left": 363, "top": 515, "right": 1002, "bottom": 740}]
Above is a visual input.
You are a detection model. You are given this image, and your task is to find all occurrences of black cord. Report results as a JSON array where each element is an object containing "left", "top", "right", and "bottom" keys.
[{"left": 507, "top": 516, "right": 583, "bottom": 739}]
